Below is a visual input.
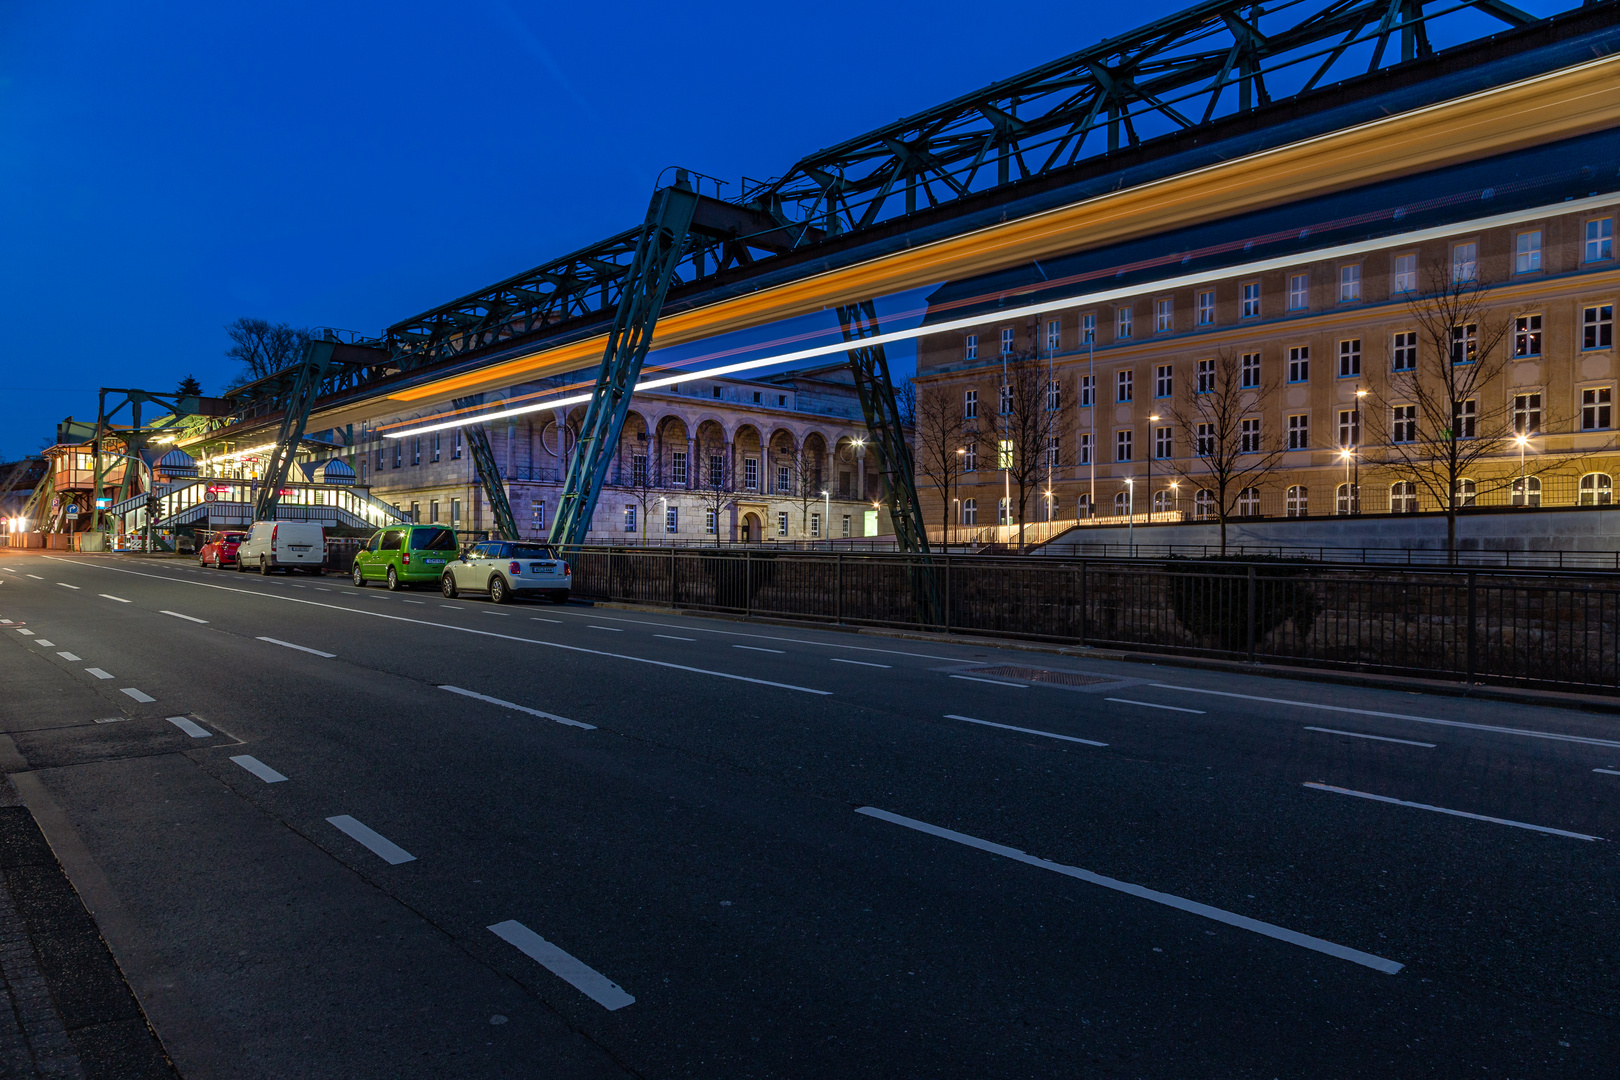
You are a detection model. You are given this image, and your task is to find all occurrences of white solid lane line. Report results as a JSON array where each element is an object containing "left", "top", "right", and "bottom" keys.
[
  {"left": 439, "top": 686, "right": 595, "bottom": 730},
  {"left": 831, "top": 657, "right": 891, "bottom": 668},
  {"left": 1106, "top": 698, "right": 1207, "bottom": 715},
  {"left": 120, "top": 688, "right": 156, "bottom": 703},
  {"left": 1303, "top": 783, "right": 1602, "bottom": 841},
  {"left": 326, "top": 815, "right": 415, "bottom": 865},
  {"left": 230, "top": 755, "right": 288, "bottom": 783},
  {"left": 55, "top": 583, "right": 80, "bottom": 590},
  {"left": 99, "top": 594, "right": 129, "bottom": 603},
  {"left": 255, "top": 636, "right": 336, "bottom": 658},
  {"left": 167, "top": 717, "right": 212, "bottom": 738},
  {"left": 951, "top": 674, "right": 1027, "bottom": 688},
  {"left": 1304, "top": 726, "right": 1436, "bottom": 748},
  {"left": 655, "top": 634, "right": 695, "bottom": 641},
  {"left": 160, "top": 610, "right": 209, "bottom": 624},
  {"left": 1153, "top": 683, "right": 1620, "bottom": 749},
  {"left": 734, "top": 645, "right": 783, "bottom": 654},
  {"left": 1596, "top": 768, "right": 1620, "bottom": 776},
  {"left": 56, "top": 652, "right": 80, "bottom": 661},
  {"left": 856, "top": 806, "right": 1402, "bottom": 975},
  {"left": 489, "top": 920, "right": 634, "bottom": 1011},
  {"left": 945, "top": 713, "right": 1107, "bottom": 747},
  {"left": 85, "top": 668, "right": 113, "bottom": 680},
  {"left": 45, "top": 558, "right": 833, "bottom": 696}
]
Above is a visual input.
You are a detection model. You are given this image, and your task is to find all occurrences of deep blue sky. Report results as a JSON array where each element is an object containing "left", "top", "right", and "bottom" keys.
[{"left": 0, "top": 0, "right": 1562, "bottom": 460}]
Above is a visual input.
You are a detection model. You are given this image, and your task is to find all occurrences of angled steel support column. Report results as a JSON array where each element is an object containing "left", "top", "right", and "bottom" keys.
[
  {"left": 253, "top": 339, "right": 336, "bottom": 521},
  {"left": 837, "top": 299, "right": 941, "bottom": 625},
  {"left": 551, "top": 176, "right": 700, "bottom": 549},
  {"left": 455, "top": 397, "right": 518, "bottom": 540}
]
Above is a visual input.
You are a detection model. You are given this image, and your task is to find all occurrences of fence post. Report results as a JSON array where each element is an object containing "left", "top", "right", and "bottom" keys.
[
  {"left": 836, "top": 553, "right": 843, "bottom": 624},
  {"left": 1246, "top": 564, "right": 1257, "bottom": 663},
  {"left": 1078, "top": 559, "right": 1088, "bottom": 646},
  {"left": 606, "top": 546, "right": 614, "bottom": 599},
  {"left": 745, "top": 550, "right": 752, "bottom": 617},
  {"left": 1466, "top": 570, "right": 1478, "bottom": 682},
  {"left": 943, "top": 554, "right": 952, "bottom": 633},
  {"left": 669, "top": 547, "right": 676, "bottom": 606}
]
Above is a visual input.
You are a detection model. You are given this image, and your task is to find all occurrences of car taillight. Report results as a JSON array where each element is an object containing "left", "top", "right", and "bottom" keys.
[
  {"left": 271, "top": 525, "right": 278, "bottom": 546},
  {"left": 402, "top": 552, "right": 411, "bottom": 565},
  {"left": 562, "top": 562, "right": 570, "bottom": 576},
  {"left": 509, "top": 561, "right": 521, "bottom": 574}
]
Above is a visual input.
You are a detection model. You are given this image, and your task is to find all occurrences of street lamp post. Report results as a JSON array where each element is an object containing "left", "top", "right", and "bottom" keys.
[
  {"left": 1146, "top": 413, "right": 1160, "bottom": 522},
  {"left": 954, "top": 447, "right": 966, "bottom": 548},
  {"left": 1170, "top": 479, "right": 1180, "bottom": 516},
  {"left": 657, "top": 496, "right": 668, "bottom": 543},
  {"left": 1339, "top": 449, "right": 1353, "bottom": 514},
  {"left": 821, "top": 489, "right": 830, "bottom": 544},
  {"left": 1125, "top": 477, "right": 1135, "bottom": 555},
  {"left": 1353, "top": 387, "right": 1367, "bottom": 513},
  {"left": 1515, "top": 433, "right": 1530, "bottom": 504}
]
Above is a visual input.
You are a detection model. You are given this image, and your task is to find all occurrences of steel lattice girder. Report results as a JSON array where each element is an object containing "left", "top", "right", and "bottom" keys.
[
  {"left": 550, "top": 181, "right": 703, "bottom": 549},
  {"left": 253, "top": 341, "right": 336, "bottom": 520},
  {"left": 454, "top": 396, "right": 520, "bottom": 541}
]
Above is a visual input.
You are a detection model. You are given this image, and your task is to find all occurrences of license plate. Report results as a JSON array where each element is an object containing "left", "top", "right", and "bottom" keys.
[
  {"left": 530, "top": 563, "right": 552, "bottom": 573},
  {"left": 425, "top": 558, "right": 445, "bottom": 565}
]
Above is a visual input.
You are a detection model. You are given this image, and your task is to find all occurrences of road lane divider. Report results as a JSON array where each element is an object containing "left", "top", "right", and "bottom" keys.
[
  {"left": 1304, "top": 726, "right": 1435, "bottom": 748},
  {"left": 1596, "top": 768, "right": 1620, "bottom": 776},
  {"left": 230, "top": 755, "right": 288, "bottom": 783},
  {"left": 1153, "top": 683, "right": 1620, "bottom": 749},
  {"left": 831, "top": 657, "right": 890, "bottom": 668},
  {"left": 488, "top": 920, "right": 634, "bottom": 1011},
  {"left": 856, "top": 806, "right": 1403, "bottom": 975},
  {"left": 25, "top": 574, "right": 41, "bottom": 579},
  {"left": 1303, "top": 783, "right": 1602, "bottom": 840},
  {"left": 326, "top": 815, "right": 415, "bottom": 865},
  {"left": 160, "top": 610, "right": 209, "bottom": 624},
  {"left": 56, "top": 652, "right": 80, "bottom": 661},
  {"left": 167, "top": 717, "right": 212, "bottom": 739},
  {"left": 951, "top": 674, "right": 1027, "bottom": 688},
  {"left": 944, "top": 714, "right": 1106, "bottom": 747},
  {"left": 734, "top": 645, "right": 783, "bottom": 654},
  {"left": 531, "top": 617, "right": 562, "bottom": 624},
  {"left": 55, "top": 583, "right": 80, "bottom": 590},
  {"left": 553, "top": 608, "right": 987, "bottom": 663},
  {"left": 85, "top": 668, "right": 113, "bottom": 680},
  {"left": 1106, "top": 698, "right": 1207, "bottom": 714},
  {"left": 14, "top": 629, "right": 33, "bottom": 636},
  {"left": 654, "top": 634, "right": 694, "bottom": 641},
  {"left": 588, "top": 625, "right": 623, "bottom": 632},
  {"left": 34, "top": 640, "right": 54, "bottom": 647},
  {"left": 98, "top": 594, "right": 129, "bottom": 603},
  {"left": 255, "top": 637, "right": 336, "bottom": 658},
  {"left": 439, "top": 686, "right": 595, "bottom": 729},
  {"left": 120, "top": 688, "right": 156, "bottom": 703}
]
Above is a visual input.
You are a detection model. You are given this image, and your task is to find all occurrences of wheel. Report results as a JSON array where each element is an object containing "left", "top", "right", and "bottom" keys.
[
  {"left": 235, "top": 555, "right": 245, "bottom": 572},
  {"left": 386, "top": 566, "right": 400, "bottom": 591},
  {"left": 198, "top": 555, "right": 206, "bottom": 567},
  {"left": 351, "top": 563, "right": 366, "bottom": 587},
  {"left": 441, "top": 572, "right": 458, "bottom": 599},
  {"left": 488, "top": 574, "right": 510, "bottom": 604},
  {"left": 260, "top": 557, "right": 271, "bottom": 576}
]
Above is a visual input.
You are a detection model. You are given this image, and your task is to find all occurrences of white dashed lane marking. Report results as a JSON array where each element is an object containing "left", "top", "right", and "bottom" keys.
[
  {"left": 439, "top": 686, "right": 595, "bottom": 729},
  {"left": 55, "top": 583, "right": 80, "bottom": 590},
  {"left": 1304, "top": 783, "right": 1601, "bottom": 841},
  {"left": 161, "top": 610, "right": 209, "bottom": 624},
  {"left": 120, "top": 688, "right": 156, "bottom": 703},
  {"left": 85, "top": 668, "right": 113, "bottom": 680},
  {"left": 230, "top": 755, "right": 288, "bottom": 783},
  {"left": 56, "top": 652, "right": 80, "bottom": 661},
  {"left": 944, "top": 713, "right": 1106, "bottom": 747},
  {"left": 326, "top": 815, "right": 415, "bottom": 865},
  {"left": 255, "top": 637, "right": 335, "bottom": 658},
  {"left": 99, "top": 594, "right": 130, "bottom": 603},
  {"left": 489, "top": 920, "right": 634, "bottom": 1011},
  {"left": 167, "top": 716, "right": 212, "bottom": 738}
]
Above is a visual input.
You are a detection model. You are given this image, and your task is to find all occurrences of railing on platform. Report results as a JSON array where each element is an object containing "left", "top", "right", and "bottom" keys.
[{"left": 568, "top": 547, "right": 1620, "bottom": 695}]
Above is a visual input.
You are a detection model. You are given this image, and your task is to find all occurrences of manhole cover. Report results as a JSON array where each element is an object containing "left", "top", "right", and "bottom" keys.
[{"left": 971, "top": 666, "right": 1113, "bottom": 686}]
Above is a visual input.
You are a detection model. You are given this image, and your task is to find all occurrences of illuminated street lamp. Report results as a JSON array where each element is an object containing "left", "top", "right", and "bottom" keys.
[
  {"left": 1514, "top": 432, "right": 1531, "bottom": 505},
  {"left": 1146, "top": 413, "right": 1161, "bottom": 520},
  {"left": 1353, "top": 387, "right": 1367, "bottom": 513},
  {"left": 1125, "top": 476, "right": 1135, "bottom": 554},
  {"left": 821, "top": 489, "right": 830, "bottom": 542},
  {"left": 1339, "top": 448, "right": 1354, "bottom": 514}
]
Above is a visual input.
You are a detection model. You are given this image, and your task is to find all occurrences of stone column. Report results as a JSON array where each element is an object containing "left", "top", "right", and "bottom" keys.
[
  {"left": 687, "top": 437, "right": 697, "bottom": 490},
  {"left": 855, "top": 444, "right": 866, "bottom": 501}
]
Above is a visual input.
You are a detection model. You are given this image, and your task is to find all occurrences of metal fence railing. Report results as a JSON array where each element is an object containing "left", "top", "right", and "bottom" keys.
[{"left": 567, "top": 547, "right": 1620, "bottom": 694}]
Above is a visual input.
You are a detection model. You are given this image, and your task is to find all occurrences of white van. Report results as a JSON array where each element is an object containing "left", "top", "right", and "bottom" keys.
[{"left": 235, "top": 521, "right": 327, "bottom": 575}]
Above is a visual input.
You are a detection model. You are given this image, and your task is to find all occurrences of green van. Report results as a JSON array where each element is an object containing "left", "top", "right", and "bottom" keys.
[{"left": 350, "top": 525, "right": 459, "bottom": 590}]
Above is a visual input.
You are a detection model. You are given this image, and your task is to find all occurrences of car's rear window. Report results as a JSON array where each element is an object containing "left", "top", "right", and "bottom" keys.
[
  {"left": 509, "top": 545, "right": 558, "bottom": 559},
  {"left": 222, "top": 534, "right": 245, "bottom": 542},
  {"left": 412, "top": 527, "right": 458, "bottom": 551}
]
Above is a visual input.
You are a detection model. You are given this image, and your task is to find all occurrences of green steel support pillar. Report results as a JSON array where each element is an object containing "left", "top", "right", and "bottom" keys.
[
  {"left": 254, "top": 340, "right": 336, "bottom": 521},
  {"left": 455, "top": 397, "right": 519, "bottom": 540}
]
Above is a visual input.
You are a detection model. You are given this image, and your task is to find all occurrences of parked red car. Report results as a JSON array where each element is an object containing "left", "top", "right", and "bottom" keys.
[{"left": 197, "top": 531, "right": 246, "bottom": 569}]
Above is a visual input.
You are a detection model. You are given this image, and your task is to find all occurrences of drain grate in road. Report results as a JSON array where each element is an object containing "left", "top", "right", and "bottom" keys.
[{"left": 970, "top": 666, "right": 1113, "bottom": 686}]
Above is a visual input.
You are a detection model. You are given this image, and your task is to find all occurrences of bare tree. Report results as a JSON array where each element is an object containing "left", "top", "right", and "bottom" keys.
[
  {"left": 225, "top": 318, "right": 312, "bottom": 388},
  {"left": 694, "top": 454, "right": 735, "bottom": 546},
  {"left": 911, "top": 381, "right": 968, "bottom": 542},
  {"left": 788, "top": 446, "right": 825, "bottom": 537},
  {"left": 1166, "top": 346, "right": 1287, "bottom": 554},
  {"left": 621, "top": 441, "right": 659, "bottom": 544},
  {"left": 997, "top": 348, "right": 1071, "bottom": 551},
  {"left": 1363, "top": 263, "right": 1513, "bottom": 563},
  {"left": 895, "top": 378, "right": 918, "bottom": 428}
]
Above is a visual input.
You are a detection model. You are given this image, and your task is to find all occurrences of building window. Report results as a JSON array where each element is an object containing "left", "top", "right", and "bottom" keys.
[
  {"left": 665, "top": 506, "right": 679, "bottom": 533},
  {"left": 1393, "top": 331, "right": 1417, "bottom": 372},
  {"left": 1117, "top": 369, "right": 1133, "bottom": 403},
  {"left": 1338, "top": 409, "right": 1361, "bottom": 448},
  {"left": 705, "top": 508, "right": 717, "bottom": 534},
  {"left": 1000, "top": 327, "right": 1015, "bottom": 356},
  {"left": 1239, "top": 417, "right": 1260, "bottom": 454},
  {"left": 711, "top": 386, "right": 722, "bottom": 399},
  {"left": 1580, "top": 473, "right": 1613, "bottom": 505},
  {"left": 1153, "top": 426, "right": 1172, "bottom": 460},
  {"left": 1338, "top": 339, "right": 1361, "bottom": 378},
  {"left": 1155, "top": 364, "right": 1173, "bottom": 398},
  {"left": 1237, "top": 487, "right": 1260, "bottom": 516},
  {"left": 1583, "top": 304, "right": 1613, "bottom": 350},
  {"left": 1452, "top": 398, "right": 1477, "bottom": 439},
  {"left": 1195, "top": 422, "right": 1214, "bottom": 457},
  {"left": 1155, "top": 297, "right": 1173, "bottom": 332},
  {"left": 632, "top": 453, "right": 648, "bottom": 486},
  {"left": 1393, "top": 253, "right": 1416, "bottom": 293},
  {"left": 532, "top": 500, "right": 545, "bottom": 531},
  {"left": 753, "top": 391, "right": 762, "bottom": 403},
  {"left": 409, "top": 501, "right": 419, "bottom": 523},
  {"left": 1077, "top": 493, "right": 1093, "bottom": 519},
  {"left": 1117, "top": 306, "right": 1133, "bottom": 339},
  {"left": 708, "top": 454, "right": 725, "bottom": 489},
  {"left": 776, "top": 464, "right": 790, "bottom": 493},
  {"left": 1152, "top": 489, "right": 1174, "bottom": 515},
  {"left": 1196, "top": 290, "right": 1214, "bottom": 326},
  {"left": 377, "top": 444, "right": 386, "bottom": 469},
  {"left": 1046, "top": 380, "right": 1060, "bottom": 411},
  {"left": 1193, "top": 489, "right": 1215, "bottom": 520},
  {"left": 1196, "top": 358, "right": 1214, "bottom": 394},
  {"left": 392, "top": 441, "right": 401, "bottom": 468},
  {"left": 1241, "top": 281, "right": 1260, "bottom": 318},
  {"left": 962, "top": 498, "right": 977, "bottom": 525},
  {"left": 1115, "top": 430, "right": 1133, "bottom": 463},
  {"left": 431, "top": 433, "right": 441, "bottom": 463},
  {"left": 1454, "top": 478, "right": 1477, "bottom": 507},
  {"left": 1452, "top": 242, "right": 1477, "bottom": 283},
  {"left": 1288, "top": 273, "right": 1309, "bottom": 310},
  {"left": 412, "top": 438, "right": 421, "bottom": 466},
  {"left": 1287, "top": 345, "right": 1309, "bottom": 383},
  {"left": 1391, "top": 482, "right": 1418, "bottom": 513},
  {"left": 1586, "top": 218, "right": 1614, "bottom": 262},
  {"left": 1287, "top": 414, "right": 1309, "bottom": 450},
  {"left": 624, "top": 505, "right": 636, "bottom": 532},
  {"left": 1450, "top": 323, "right": 1477, "bottom": 364},
  {"left": 1077, "top": 433, "right": 1091, "bottom": 466},
  {"left": 1240, "top": 352, "right": 1260, "bottom": 389},
  {"left": 1513, "top": 393, "right": 1542, "bottom": 435},
  {"left": 1512, "top": 476, "right": 1541, "bottom": 507},
  {"left": 452, "top": 430, "right": 463, "bottom": 460},
  {"left": 429, "top": 500, "right": 439, "bottom": 524},
  {"left": 1044, "top": 435, "right": 1060, "bottom": 467},
  {"left": 1078, "top": 375, "right": 1094, "bottom": 408},
  {"left": 359, "top": 460, "right": 367, "bottom": 483},
  {"left": 964, "top": 334, "right": 977, "bottom": 360},
  {"left": 1113, "top": 491, "right": 1130, "bottom": 516},
  {"left": 1336, "top": 483, "right": 1355, "bottom": 515},
  {"left": 1082, "top": 312, "right": 1096, "bottom": 343},
  {"left": 777, "top": 511, "right": 789, "bottom": 536},
  {"left": 778, "top": 395, "right": 787, "bottom": 407},
  {"left": 810, "top": 512, "right": 823, "bottom": 538},
  {"left": 963, "top": 444, "right": 977, "bottom": 471},
  {"left": 842, "top": 514, "right": 852, "bottom": 538},
  {"left": 998, "top": 498, "right": 1012, "bottom": 526},
  {"left": 996, "top": 377, "right": 1011, "bottom": 415},
  {"left": 1392, "top": 404, "right": 1417, "bottom": 443},
  {"left": 450, "top": 498, "right": 460, "bottom": 524},
  {"left": 1286, "top": 485, "right": 1308, "bottom": 517},
  {"left": 997, "top": 439, "right": 1013, "bottom": 470},
  {"left": 1339, "top": 264, "right": 1361, "bottom": 302},
  {"left": 964, "top": 389, "right": 978, "bottom": 419},
  {"left": 671, "top": 451, "right": 688, "bottom": 485},
  {"left": 744, "top": 457, "right": 759, "bottom": 490},
  {"left": 1582, "top": 386, "right": 1612, "bottom": 430},
  {"left": 1515, "top": 231, "right": 1542, "bottom": 273},
  {"left": 1514, "top": 314, "right": 1542, "bottom": 358},
  {"left": 1046, "top": 319, "right": 1060, "bottom": 353}
]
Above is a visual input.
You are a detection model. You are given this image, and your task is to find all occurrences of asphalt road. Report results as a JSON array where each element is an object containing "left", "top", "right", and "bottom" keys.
[{"left": 0, "top": 548, "right": 1615, "bottom": 1079}]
